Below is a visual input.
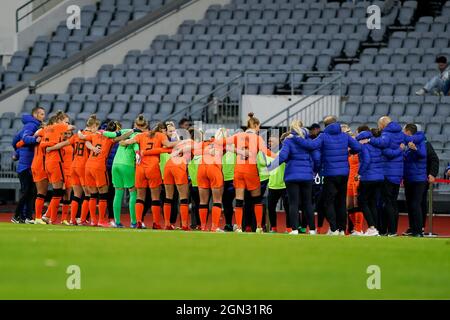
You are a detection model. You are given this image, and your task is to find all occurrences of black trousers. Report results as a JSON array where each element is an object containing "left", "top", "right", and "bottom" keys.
[
  {"left": 358, "top": 181, "right": 383, "bottom": 228},
  {"left": 404, "top": 181, "right": 427, "bottom": 235},
  {"left": 381, "top": 179, "right": 400, "bottom": 234},
  {"left": 15, "top": 169, "right": 35, "bottom": 220},
  {"left": 189, "top": 184, "right": 200, "bottom": 228},
  {"left": 322, "top": 175, "right": 348, "bottom": 232},
  {"left": 222, "top": 180, "right": 235, "bottom": 226},
  {"left": 421, "top": 183, "right": 430, "bottom": 229},
  {"left": 285, "top": 181, "right": 315, "bottom": 230},
  {"left": 267, "top": 188, "right": 290, "bottom": 228}
]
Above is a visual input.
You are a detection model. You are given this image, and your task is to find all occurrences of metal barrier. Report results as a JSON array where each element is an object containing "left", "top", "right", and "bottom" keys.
[
  {"left": 260, "top": 72, "right": 343, "bottom": 130},
  {"left": 167, "top": 71, "right": 343, "bottom": 127},
  {"left": 16, "top": 0, "right": 62, "bottom": 32}
]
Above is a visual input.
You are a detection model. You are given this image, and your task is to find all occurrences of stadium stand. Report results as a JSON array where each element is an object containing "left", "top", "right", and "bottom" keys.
[{"left": 0, "top": 0, "right": 168, "bottom": 92}]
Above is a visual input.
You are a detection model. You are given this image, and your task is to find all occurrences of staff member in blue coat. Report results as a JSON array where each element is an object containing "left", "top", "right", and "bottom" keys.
[
  {"left": 290, "top": 116, "right": 361, "bottom": 235},
  {"left": 367, "top": 116, "right": 415, "bottom": 236},
  {"left": 11, "top": 107, "right": 46, "bottom": 224},
  {"left": 267, "top": 120, "right": 320, "bottom": 235},
  {"left": 403, "top": 124, "right": 428, "bottom": 237},
  {"left": 355, "top": 126, "right": 384, "bottom": 237}
]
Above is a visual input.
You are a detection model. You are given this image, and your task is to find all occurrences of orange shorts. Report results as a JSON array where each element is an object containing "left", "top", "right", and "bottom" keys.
[
  {"left": 32, "top": 166, "right": 47, "bottom": 183},
  {"left": 45, "top": 161, "right": 64, "bottom": 184},
  {"left": 135, "top": 165, "right": 162, "bottom": 189},
  {"left": 197, "top": 164, "right": 223, "bottom": 189},
  {"left": 164, "top": 164, "right": 188, "bottom": 185},
  {"left": 70, "top": 166, "right": 85, "bottom": 186},
  {"left": 234, "top": 171, "right": 260, "bottom": 191},
  {"left": 85, "top": 166, "right": 109, "bottom": 188}
]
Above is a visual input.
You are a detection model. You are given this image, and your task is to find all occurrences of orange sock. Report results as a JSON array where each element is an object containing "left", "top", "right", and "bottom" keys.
[
  {"left": 89, "top": 195, "right": 98, "bottom": 225},
  {"left": 163, "top": 201, "right": 172, "bottom": 227},
  {"left": 98, "top": 197, "right": 107, "bottom": 224},
  {"left": 136, "top": 200, "right": 144, "bottom": 223},
  {"left": 254, "top": 203, "right": 263, "bottom": 228},
  {"left": 235, "top": 206, "right": 243, "bottom": 228},
  {"left": 50, "top": 189, "right": 63, "bottom": 223},
  {"left": 80, "top": 197, "right": 90, "bottom": 222},
  {"left": 70, "top": 197, "right": 81, "bottom": 223},
  {"left": 211, "top": 204, "right": 222, "bottom": 229},
  {"left": 35, "top": 195, "right": 45, "bottom": 219},
  {"left": 151, "top": 203, "right": 161, "bottom": 225},
  {"left": 199, "top": 206, "right": 208, "bottom": 229},
  {"left": 180, "top": 202, "right": 189, "bottom": 228},
  {"left": 355, "top": 212, "right": 364, "bottom": 232},
  {"left": 61, "top": 201, "right": 69, "bottom": 222}
]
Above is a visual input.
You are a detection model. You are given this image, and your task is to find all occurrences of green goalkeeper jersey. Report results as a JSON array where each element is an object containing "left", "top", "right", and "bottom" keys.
[
  {"left": 267, "top": 153, "right": 286, "bottom": 190},
  {"left": 222, "top": 151, "right": 236, "bottom": 181},
  {"left": 103, "top": 129, "right": 139, "bottom": 167},
  {"left": 188, "top": 154, "right": 202, "bottom": 187}
]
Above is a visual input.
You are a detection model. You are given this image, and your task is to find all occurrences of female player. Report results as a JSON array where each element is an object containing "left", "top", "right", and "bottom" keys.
[
  {"left": 187, "top": 128, "right": 203, "bottom": 230},
  {"left": 102, "top": 114, "right": 149, "bottom": 228},
  {"left": 44, "top": 115, "right": 101, "bottom": 225},
  {"left": 267, "top": 120, "right": 320, "bottom": 235},
  {"left": 120, "top": 119, "right": 176, "bottom": 229},
  {"left": 197, "top": 128, "right": 227, "bottom": 232},
  {"left": 43, "top": 111, "right": 75, "bottom": 224},
  {"left": 84, "top": 120, "right": 135, "bottom": 227},
  {"left": 218, "top": 128, "right": 236, "bottom": 232},
  {"left": 229, "top": 113, "right": 275, "bottom": 233},
  {"left": 163, "top": 129, "right": 197, "bottom": 230}
]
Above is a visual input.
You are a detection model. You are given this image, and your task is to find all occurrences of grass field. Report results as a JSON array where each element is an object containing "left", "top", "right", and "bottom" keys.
[{"left": 0, "top": 223, "right": 449, "bottom": 300}]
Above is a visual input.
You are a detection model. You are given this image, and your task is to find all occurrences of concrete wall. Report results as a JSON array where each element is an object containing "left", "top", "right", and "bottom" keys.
[
  {"left": 0, "top": 0, "right": 29, "bottom": 58},
  {"left": 17, "top": 0, "right": 99, "bottom": 51}
]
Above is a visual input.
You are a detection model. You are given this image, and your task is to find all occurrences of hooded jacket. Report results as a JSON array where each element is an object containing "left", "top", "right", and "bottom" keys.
[
  {"left": 291, "top": 122, "right": 361, "bottom": 177},
  {"left": 267, "top": 130, "right": 320, "bottom": 182},
  {"left": 368, "top": 121, "right": 413, "bottom": 184},
  {"left": 356, "top": 131, "right": 384, "bottom": 182},
  {"left": 13, "top": 114, "right": 40, "bottom": 173},
  {"left": 403, "top": 131, "right": 427, "bottom": 183}
]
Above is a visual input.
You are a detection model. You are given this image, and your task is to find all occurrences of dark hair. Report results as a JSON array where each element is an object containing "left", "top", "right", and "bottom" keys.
[
  {"left": 436, "top": 55, "right": 447, "bottom": 64},
  {"left": 247, "top": 112, "right": 260, "bottom": 129},
  {"left": 371, "top": 128, "right": 381, "bottom": 137},
  {"left": 135, "top": 114, "right": 148, "bottom": 129},
  {"left": 405, "top": 123, "right": 418, "bottom": 135},
  {"left": 105, "top": 120, "right": 119, "bottom": 132},
  {"left": 178, "top": 118, "right": 190, "bottom": 127},
  {"left": 31, "top": 106, "right": 45, "bottom": 116},
  {"left": 357, "top": 125, "right": 370, "bottom": 134}
]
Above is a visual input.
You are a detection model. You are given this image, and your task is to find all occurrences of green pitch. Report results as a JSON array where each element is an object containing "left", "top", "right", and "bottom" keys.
[{"left": 0, "top": 223, "right": 449, "bottom": 300}]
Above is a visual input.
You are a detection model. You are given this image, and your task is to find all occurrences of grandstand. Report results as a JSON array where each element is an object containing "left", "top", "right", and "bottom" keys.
[{"left": 1, "top": 0, "right": 450, "bottom": 209}]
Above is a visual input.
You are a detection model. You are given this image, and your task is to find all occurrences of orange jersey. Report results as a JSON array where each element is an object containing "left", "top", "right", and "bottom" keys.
[
  {"left": 31, "top": 129, "right": 45, "bottom": 172},
  {"left": 166, "top": 139, "right": 196, "bottom": 167},
  {"left": 70, "top": 131, "right": 93, "bottom": 169},
  {"left": 85, "top": 133, "right": 115, "bottom": 170},
  {"left": 134, "top": 131, "right": 168, "bottom": 167},
  {"left": 199, "top": 139, "right": 226, "bottom": 166},
  {"left": 347, "top": 154, "right": 360, "bottom": 197},
  {"left": 62, "top": 144, "right": 73, "bottom": 172},
  {"left": 229, "top": 131, "right": 274, "bottom": 175},
  {"left": 43, "top": 123, "right": 70, "bottom": 163}
]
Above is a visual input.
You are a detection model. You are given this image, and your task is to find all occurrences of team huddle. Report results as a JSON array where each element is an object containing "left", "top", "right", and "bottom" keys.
[{"left": 13, "top": 106, "right": 437, "bottom": 237}]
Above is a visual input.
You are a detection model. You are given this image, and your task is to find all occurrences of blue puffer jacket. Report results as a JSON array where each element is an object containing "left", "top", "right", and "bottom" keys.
[
  {"left": 356, "top": 131, "right": 384, "bottom": 182},
  {"left": 403, "top": 131, "right": 427, "bottom": 183},
  {"left": 292, "top": 122, "right": 361, "bottom": 177},
  {"left": 13, "top": 114, "right": 41, "bottom": 173},
  {"left": 268, "top": 130, "right": 320, "bottom": 182},
  {"left": 369, "top": 121, "right": 413, "bottom": 184}
]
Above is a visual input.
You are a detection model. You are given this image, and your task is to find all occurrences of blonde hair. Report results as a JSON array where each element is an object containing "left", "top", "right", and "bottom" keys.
[
  {"left": 290, "top": 119, "right": 305, "bottom": 138},
  {"left": 378, "top": 116, "right": 392, "bottom": 129},
  {"left": 134, "top": 114, "right": 148, "bottom": 129},
  {"left": 341, "top": 123, "right": 352, "bottom": 135},
  {"left": 86, "top": 114, "right": 100, "bottom": 127},
  {"left": 215, "top": 127, "right": 228, "bottom": 140},
  {"left": 247, "top": 112, "right": 260, "bottom": 129},
  {"left": 323, "top": 115, "right": 337, "bottom": 126}
]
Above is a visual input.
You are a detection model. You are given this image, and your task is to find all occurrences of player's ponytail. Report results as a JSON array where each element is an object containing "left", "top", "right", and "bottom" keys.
[
  {"left": 105, "top": 120, "right": 118, "bottom": 132},
  {"left": 247, "top": 112, "right": 260, "bottom": 129},
  {"left": 86, "top": 114, "right": 98, "bottom": 127},
  {"left": 55, "top": 110, "right": 67, "bottom": 122},
  {"left": 135, "top": 114, "right": 148, "bottom": 129},
  {"left": 290, "top": 119, "right": 305, "bottom": 138}
]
